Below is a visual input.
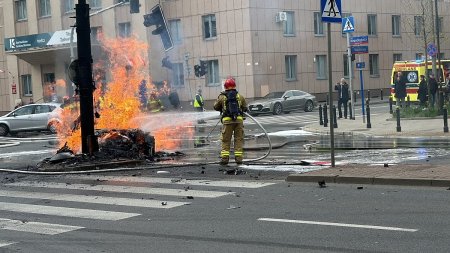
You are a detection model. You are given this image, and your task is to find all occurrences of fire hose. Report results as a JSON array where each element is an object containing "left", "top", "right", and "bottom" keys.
[{"left": 0, "top": 112, "right": 272, "bottom": 175}]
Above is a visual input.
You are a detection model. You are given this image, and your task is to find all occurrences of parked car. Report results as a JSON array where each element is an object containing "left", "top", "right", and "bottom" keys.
[
  {"left": 248, "top": 90, "right": 317, "bottom": 116},
  {"left": 0, "top": 103, "right": 62, "bottom": 136}
]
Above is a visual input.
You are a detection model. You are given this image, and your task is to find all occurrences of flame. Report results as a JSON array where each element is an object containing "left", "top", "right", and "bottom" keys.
[{"left": 56, "top": 35, "right": 193, "bottom": 154}]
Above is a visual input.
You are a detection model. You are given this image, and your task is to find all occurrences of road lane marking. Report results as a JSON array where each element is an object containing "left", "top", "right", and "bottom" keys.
[
  {"left": 67, "top": 175, "right": 276, "bottom": 188},
  {"left": 0, "top": 240, "right": 16, "bottom": 248},
  {"left": 0, "top": 202, "right": 139, "bottom": 221},
  {"left": 0, "top": 218, "right": 83, "bottom": 235},
  {"left": 0, "top": 190, "right": 190, "bottom": 209},
  {"left": 0, "top": 150, "right": 55, "bottom": 158},
  {"left": 258, "top": 218, "right": 418, "bottom": 232},
  {"left": 7, "top": 181, "right": 233, "bottom": 198}
]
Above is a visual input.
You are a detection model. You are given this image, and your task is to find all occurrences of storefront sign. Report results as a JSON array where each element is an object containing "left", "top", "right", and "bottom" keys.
[
  {"left": 12, "top": 83, "right": 17, "bottom": 94},
  {"left": 4, "top": 29, "right": 77, "bottom": 52}
]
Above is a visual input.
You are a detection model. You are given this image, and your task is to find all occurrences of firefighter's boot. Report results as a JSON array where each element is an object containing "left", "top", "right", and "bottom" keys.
[{"left": 220, "top": 156, "right": 229, "bottom": 165}]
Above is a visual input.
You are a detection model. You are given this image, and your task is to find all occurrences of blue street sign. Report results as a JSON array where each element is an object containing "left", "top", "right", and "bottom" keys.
[
  {"left": 321, "top": 0, "right": 342, "bottom": 23},
  {"left": 351, "top": 46, "right": 369, "bottom": 54},
  {"left": 427, "top": 43, "right": 437, "bottom": 57},
  {"left": 342, "top": 16, "right": 355, "bottom": 33},
  {"left": 350, "top": 36, "right": 369, "bottom": 45},
  {"left": 356, "top": 62, "right": 365, "bottom": 69}
]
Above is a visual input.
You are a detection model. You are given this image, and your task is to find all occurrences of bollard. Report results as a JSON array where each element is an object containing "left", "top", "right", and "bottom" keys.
[
  {"left": 354, "top": 91, "right": 357, "bottom": 103},
  {"left": 389, "top": 97, "right": 393, "bottom": 114},
  {"left": 380, "top": 89, "right": 383, "bottom": 100},
  {"left": 367, "top": 90, "right": 371, "bottom": 102},
  {"left": 407, "top": 95, "right": 410, "bottom": 107},
  {"left": 366, "top": 100, "right": 371, "bottom": 128},
  {"left": 349, "top": 101, "right": 353, "bottom": 119},
  {"left": 326, "top": 93, "right": 330, "bottom": 105},
  {"left": 444, "top": 108, "right": 449, "bottom": 133},
  {"left": 319, "top": 104, "right": 323, "bottom": 125},
  {"left": 333, "top": 105, "right": 338, "bottom": 128},
  {"left": 323, "top": 104, "right": 328, "bottom": 127},
  {"left": 396, "top": 107, "right": 401, "bottom": 132},
  {"left": 439, "top": 91, "right": 444, "bottom": 113}
]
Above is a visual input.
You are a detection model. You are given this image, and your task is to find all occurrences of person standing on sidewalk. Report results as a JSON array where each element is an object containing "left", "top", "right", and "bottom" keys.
[
  {"left": 394, "top": 72, "right": 407, "bottom": 108},
  {"left": 418, "top": 75, "right": 428, "bottom": 107},
  {"left": 334, "top": 78, "right": 349, "bottom": 119},
  {"left": 428, "top": 73, "right": 438, "bottom": 108},
  {"left": 193, "top": 89, "right": 204, "bottom": 112}
]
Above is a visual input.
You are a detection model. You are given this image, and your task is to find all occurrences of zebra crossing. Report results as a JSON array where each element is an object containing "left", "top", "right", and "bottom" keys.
[
  {"left": 234, "top": 113, "right": 318, "bottom": 126},
  {"left": 0, "top": 175, "right": 275, "bottom": 249}
]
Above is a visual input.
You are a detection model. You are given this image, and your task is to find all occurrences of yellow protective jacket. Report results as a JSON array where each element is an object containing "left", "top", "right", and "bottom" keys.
[{"left": 213, "top": 90, "right": 248, "bottom": 123}]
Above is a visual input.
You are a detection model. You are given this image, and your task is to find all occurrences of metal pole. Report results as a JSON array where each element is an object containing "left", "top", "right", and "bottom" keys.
[
  {"left": 366, "top": 100, "right": 371, "bottom": 128},
  {"left": 435, "top": 0, "right": 442, "bottom": 106},
  {"left": 347, "top": 32, "right": 355, "bottom": 120},
  {"left": 333, "top": 105, "right": 338, "bottom": 128},
  {"left": 323, "top": 103, "right": 328, "bottom": 127},
  {"left": 389, "top": 97, "right": 393, "bottom": 114},
  {"left": 360, "top": 69, "right": 365, "bottom": 123},
  {"left": 327, "top": 22, "right": 335, "bottom": 167},
  {"left": 319, "top": 104, "right": 323, "bottom": 125},
  {"left": 76, "top": 0, "right": 98, "bottom": 154},
  {"left": 396, "top": 107, "right": 401, "bottom": 132},
  {"left": 443, "top": 108, "right": 449, "bottom": 133}
]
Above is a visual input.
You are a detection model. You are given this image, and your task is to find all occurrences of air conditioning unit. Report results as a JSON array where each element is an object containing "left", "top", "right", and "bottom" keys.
[{"left": 275, "top": 12, "right": 287, "bottom": 23}]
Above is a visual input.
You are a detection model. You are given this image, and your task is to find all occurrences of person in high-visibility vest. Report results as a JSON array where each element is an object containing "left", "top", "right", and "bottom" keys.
[
  {"left": 213, "top": 78, "right": 248, "bottom": 165},
  {"left": 193, "top": 89, "right": 204, "bottom": 111}
]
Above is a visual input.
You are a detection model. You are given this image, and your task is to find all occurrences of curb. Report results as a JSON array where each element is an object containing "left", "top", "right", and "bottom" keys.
[{"left": 285, "top": 174, "right": 450, "bottom": 187}]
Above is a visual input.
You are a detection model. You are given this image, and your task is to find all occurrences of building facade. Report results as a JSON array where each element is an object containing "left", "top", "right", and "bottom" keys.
[{"left": 1, "top": 0, "right": 450, "bottom": 113}]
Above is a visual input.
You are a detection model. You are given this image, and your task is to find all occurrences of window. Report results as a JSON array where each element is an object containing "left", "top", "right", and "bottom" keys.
[
  {"left": 38, "top": 0, "right": 51, "bottom": 17},
  {"left": 414, "top": 16, "right": 423, "bottom": 36},
  {"left": 64, "top": 0, "right": 75, "bottom": 13},
  {"left": 91, "top": 26, "right": 102, "bottom": 44},
  {"left": 14, "top": 106, "right": 34, "bottom": 116},
  {"left": 43, "top": 73, "right": 55, "bottom": 83},
  {"left": 35, "top": 105, "right": 52, "bottom": 114},
  {"left": 416, "top": 53, "right": 423, "bottom": 60},
  {"left": 343, "top": 55, "right": 349, "bottom": 78},
  {"left": 369, "top": 54, "right": 379, "bottom": 76},
  {"left": 313, "top": 12, "right": 324, "bottom": 35},
  {"left": 392, "top": 15, "right": 401, "bottom": 36},
  {"left": 207, "top": 60, "right": 220, "bottom": 86},
  {"left": 285, "top": 55, "right": 297, "bottom": 81},
  {"left": 21, "top": 74, "right": 32, "bottom": 96},
  {"left": 203, "top": 15, "right": 217, "bottom": 39},
  {"left": 368, "top": 14, "right": 377, "bottom": 36},
  {"left": 169, "top": 19, "right": 182, "bottom": 44},
  {"left": 172, "top": 63, "right": 184, "bottom": 87},
  {"left": 15, "top": 0, "right": 27, "bottom": 20},
  {"left": 89, "top": 0, "right": 101, "bottom": 8},
  {"left": 118, "top": 22, "right": 131, "bottom": 38},
  {"left": 316, "top": 55, "right": 327, "bottom": 79},
  {"left": 393, "top": 53, "right": 402, "bottom": 63},
  {"left": 283, "top": 11, "right": 295, "bottom": 36}
]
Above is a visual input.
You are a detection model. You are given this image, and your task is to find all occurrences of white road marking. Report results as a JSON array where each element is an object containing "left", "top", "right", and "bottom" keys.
[
  {"left": 0, "top": 240, "right": 16, "bottom": 248},
  {"left": 68, "top": 175, "right": 276, "bottom": 188},
  {"left": 0, "top": 149, "right": 55, "bottom": 158},
  {"left": 0, "top": 202, "right": 139, "bottom": 221},
  {"left": 0, "top": 218, "right": 83, "bottom": 235},
  {"left": 258, "top": 218, "right": 418, "bottom": 232},
  {"left": 7, "top": 181, "right": 233, "bottom": 198},
  {"left": 0, "top": 190, "right": 190, "bottom": 209}
]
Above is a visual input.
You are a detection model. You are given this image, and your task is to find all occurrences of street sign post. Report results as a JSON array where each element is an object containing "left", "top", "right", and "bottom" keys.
[
  {"left": 321, "top": 0, "right": 342, "bottom": 168},
  {"left": 342, "top": 16, "right": 354, "bottom": 33},
  {"left": 427, "top": 43, "right": 437, "bottom": 57},
  {"left": 351, "top": 46, "right": 369, "bottom": 54},
  {"left": 350, "top": 35, "right": 368, "bottom": 45},
  {"left": 356, "top": 62, "right": 365, "bottom": 69},
  {"left": 342, "top": 16, "right": 355, "bottom": 120}
]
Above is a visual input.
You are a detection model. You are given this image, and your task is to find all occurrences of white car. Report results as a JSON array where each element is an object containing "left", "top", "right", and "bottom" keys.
[{"left": 0, "top": 103, "right": 61, "bottom": 136}]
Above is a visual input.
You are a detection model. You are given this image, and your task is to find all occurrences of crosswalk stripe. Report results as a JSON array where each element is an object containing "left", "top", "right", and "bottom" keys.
[
  {"left": 67, "top": 175, "right": 276, "bottom": 188},
  {"left": 7, "top": 181, "right": 233, "bottom": 198},
  {"left": 0, "top": 190, "right": 190, "bottom": 209},
  {"left": 0, "top": 218, "right": 83, "bottom": 235},
  {"left": 0, "top": 202, "right": 139, "bottom": 221},
  {"left": 0, "top": 240, "right": 16, "bottom": 248}
]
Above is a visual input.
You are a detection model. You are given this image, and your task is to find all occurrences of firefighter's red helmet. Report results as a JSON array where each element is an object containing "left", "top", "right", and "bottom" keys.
[{"left": 224, "top": 78, "right": 236, "bottom": 90}]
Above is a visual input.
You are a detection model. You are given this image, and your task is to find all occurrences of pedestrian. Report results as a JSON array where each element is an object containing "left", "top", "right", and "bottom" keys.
[
  {"left": 193, "top": 89, "right": 204, "bottom": 112},
  {"left": 213, "top": 78, "right": 248, "bottom": 165},
  {"left": 168, "top": 90, "right": 181, "bottom": 110},
  {"left": 394, "top": 72, "right": 407, "bottom": 108},
  {"left": 428, "top": 73, "right": 438, "bottom": 108},
  {"left": 417, "top": 75, "right": 428, "bottom": 107},
  {"left": 334, "top": 78, "right": 349, "bottom": 119}
]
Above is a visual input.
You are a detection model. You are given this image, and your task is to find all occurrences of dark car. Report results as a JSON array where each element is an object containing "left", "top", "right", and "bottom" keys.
[
  {"left": 248, "top": 90, "right": 317, "bottom": 116},
  {"left": 0, "top": 103, "right": 62, "bottom": 136}
]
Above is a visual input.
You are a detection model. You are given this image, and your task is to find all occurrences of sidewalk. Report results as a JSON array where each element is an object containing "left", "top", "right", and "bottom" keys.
[{"left": 288, "top": 103, "right": 450, "bottom": 187}]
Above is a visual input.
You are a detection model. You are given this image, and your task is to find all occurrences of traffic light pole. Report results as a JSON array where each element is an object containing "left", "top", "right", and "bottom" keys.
[{"left": 76, "top": 0, "right": 98, "bottom": 154}]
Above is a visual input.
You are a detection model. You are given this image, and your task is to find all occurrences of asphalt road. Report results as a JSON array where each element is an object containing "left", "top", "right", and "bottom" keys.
[{"left": 0, "top": 172, "right": 449, "bottom": 253}]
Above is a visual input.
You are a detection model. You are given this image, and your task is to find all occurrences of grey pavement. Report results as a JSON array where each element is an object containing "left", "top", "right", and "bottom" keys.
[{"left": 288, "top": 101, "right": 450, "bottom": 187}]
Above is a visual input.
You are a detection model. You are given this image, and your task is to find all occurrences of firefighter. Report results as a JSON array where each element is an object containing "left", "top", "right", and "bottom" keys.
[
  {"left": 213, "top": 78, "right": 248, "bottom": 165},
  {"left": 147, "top": 92, "right": 164, "bottom": 113}
]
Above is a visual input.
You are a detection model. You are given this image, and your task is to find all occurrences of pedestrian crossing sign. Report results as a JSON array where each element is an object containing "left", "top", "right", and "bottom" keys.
[
  {"left": 342, "top": 16, "right": 355, "bottom": 33},
  {"left": 321, "top": 0, "right": 342, "bottom": 23}
]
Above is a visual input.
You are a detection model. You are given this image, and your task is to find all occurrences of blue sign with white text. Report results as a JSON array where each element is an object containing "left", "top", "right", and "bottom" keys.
[
  {"left": 351, "top": 46, "right": 369, "bottom": 54},
  {"left": 356, "top": 62, "right": 365, "bottom": 69},
  {"left": 321, "top": 0, "right": 342, "bottom": 23},
  {"left": 350, "top": 36, "right": 369, "bottom": 45}
]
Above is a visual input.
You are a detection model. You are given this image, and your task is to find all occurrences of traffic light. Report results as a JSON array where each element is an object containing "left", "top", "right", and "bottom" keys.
[
  {"left": 199, "top": 60, "right": 208, "bottom": 76},
  {"left": 162, "top": 56, "right": 173, "bottom": 70},
  {"left": 194, "top": 65, "right": 201, "bottom": 77},
  {"left": 143, "top": 5, "right": 173, "bottom": 51},
  {"left": 129, "top": 0, "right": 140, "bottom": 14}
]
